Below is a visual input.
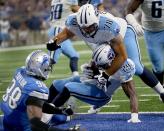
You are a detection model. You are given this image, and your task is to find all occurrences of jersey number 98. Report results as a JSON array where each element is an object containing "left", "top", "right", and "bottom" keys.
[{"left": 2, "top": 79, "right": 22, "bottom": 109}]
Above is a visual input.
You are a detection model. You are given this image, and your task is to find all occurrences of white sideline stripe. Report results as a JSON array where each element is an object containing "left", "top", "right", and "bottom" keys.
[
  {"left": 79, "top": 105, "right": 120, "bottom": 108},
  {"left": 0, "top": 42, "right": 85, "bottom": 52},
  {"left": 76, "top": 112, "right": 164, "bottom": 115},
  {"left": 140, "top": 94, "right": 158, "bottom": 97}
]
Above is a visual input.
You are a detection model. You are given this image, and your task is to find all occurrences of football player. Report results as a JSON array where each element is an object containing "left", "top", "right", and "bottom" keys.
[
  {"left": 125, "top": 0, "right": 164, "bottom": 87},
  {"left": 48, "top": 0, "right": 79, "bottom": 76},
  {"left": 46, "top": 44, "right": 141, "bottom": 123},
  {"left": 0, "top": 50, "right": 80, "bottom": 131},
  {"left": 47, "top": 3, "right": 164, "bottom": 101}
]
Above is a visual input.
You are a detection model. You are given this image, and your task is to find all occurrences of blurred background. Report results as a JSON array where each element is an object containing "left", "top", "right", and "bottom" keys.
[{"left": 0, "top": 0, "right": 136, "bottom": 48}]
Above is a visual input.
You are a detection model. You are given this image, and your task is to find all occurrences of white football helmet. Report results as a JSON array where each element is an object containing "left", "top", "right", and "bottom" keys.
[
  {"left": 25, "top": 50, "right": 51, "bottom": 80},
  {"left": 76, "top": 4, "right": 99, "bottom": 37},
  {"left": 92, "top": 44, "right": 115, "bottom": 69}
]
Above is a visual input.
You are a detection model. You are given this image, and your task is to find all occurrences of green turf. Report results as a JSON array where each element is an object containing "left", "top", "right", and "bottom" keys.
[{"left": 0, "top": 38, "right": 163, "bottom": 114}]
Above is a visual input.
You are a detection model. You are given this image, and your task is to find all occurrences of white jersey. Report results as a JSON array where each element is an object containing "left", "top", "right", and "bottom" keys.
[
  {"left": 141, "top": 0, "right": 164, "bottom": 31},
  {"left": 50, "top": 0, "right": 78, "bottom": 27},
  {"left": 65, "top": 11, "right": 127, "bottom": 50}
]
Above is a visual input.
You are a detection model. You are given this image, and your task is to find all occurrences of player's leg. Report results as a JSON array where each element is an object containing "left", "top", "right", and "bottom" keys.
[
  {"left": 47, "top": 76, "right": 81, "bottom": 103},
  {"left": 62, "top": 39, "right": 79, "bottom": 76},
  {"left": 144, "top": 30, "right": 164, "bottom": 85},
  {"left": 124, "top": 25, "right": 164, "bottom": 96},
  {"left": 52, "top": 82, "right": 111, "bottom": 108}
]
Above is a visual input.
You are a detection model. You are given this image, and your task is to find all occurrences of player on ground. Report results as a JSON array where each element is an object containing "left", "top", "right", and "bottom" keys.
[
  {"left": 46, "top": 44, "right": 141, "bottom": 123},
  {"left": 0, "top": 50, "right": 80, "bottom": 131},
  {"left": 125, "top": 0, "right": 164, "bottom": 86},
  {"left": 48, "top": 0, "right": 79, "bottom": 76}
]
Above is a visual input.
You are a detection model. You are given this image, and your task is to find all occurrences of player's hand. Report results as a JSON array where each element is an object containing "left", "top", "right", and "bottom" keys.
[
  {"left": 126, "top": 14, "right": 144, "bottom": 37},
  {"left": 94, "top": 71, "right": 109, "bottom": 92},
  {"left": 81, "top": 63, "right": 94, "bottom": 79},
  {"left": 46, "top": 39, "right": 61, "bottom": 51},
  {"left": 127, "top": 113, "right": 141, "bottom": 123}
]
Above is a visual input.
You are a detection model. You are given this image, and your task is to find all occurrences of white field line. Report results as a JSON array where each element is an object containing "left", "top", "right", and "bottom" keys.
[
  {"left": 79, "top": 105, "right": 120, "bottom": 109},
  {"left": 112, "top": 99, "right": 150, "bottom": 102},
  {"left": 76, "top": 112, "right": 164, "bottom": 115},
  {"left": 140, "top": 94, "right": 159, "bottom": 97}
]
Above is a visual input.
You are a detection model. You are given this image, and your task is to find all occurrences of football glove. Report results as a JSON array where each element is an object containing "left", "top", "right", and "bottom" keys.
[
  {"left": 127, "top": 113, "right": 141, "bottom": 123},
  {"left": 94, "top": 71, "right": 109, "bottom": 92},
  {"left": 81, "top": 63, "right": 94, "bottom": 79},
  {"left": 46, "top": 39, "right": 61, "bottom": 51},
  {"left": 126, "top": 14, "right": 144, "bottom": 37}
]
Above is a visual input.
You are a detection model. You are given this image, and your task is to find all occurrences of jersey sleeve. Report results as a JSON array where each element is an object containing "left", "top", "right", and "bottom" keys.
[
  {"left": 65, "top": 14, "right": 78, "bottom": 29},
  {"left": 24, "top": 80, "right": 49, "bottom": 101}
]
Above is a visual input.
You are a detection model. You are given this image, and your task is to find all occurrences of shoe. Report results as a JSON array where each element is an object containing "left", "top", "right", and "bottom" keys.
[
  {"left": 159, "top": 93, "right": 164, "bottom": 102},
  {"left": 88, "top": 105, "right": 101, "bottom": 114}
]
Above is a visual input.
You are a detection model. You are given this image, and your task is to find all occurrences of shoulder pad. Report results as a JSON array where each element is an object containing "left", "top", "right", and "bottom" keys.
[
  {"left": 65, "top": 14, "right": 78, "bottom": 27},
  {"left": 99, "top": 16, "right": 120, "bottom": 36}
]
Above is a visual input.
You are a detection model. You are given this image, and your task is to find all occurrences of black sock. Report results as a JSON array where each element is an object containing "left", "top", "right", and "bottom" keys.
[
  {"left": 70, "top": 57, "right": 78, "bottom": 72},
  {"left": 139, "top": 67, "right": 159, "bottom": 88},
  {"left": 47, "top": 84, "right": 59, "bottom": 103},
  {"left": 52, "top": 87, "right": 70, "bottom": 107},
  {"left": 153, "top": 70, "right": 164, "bottom": 85}
]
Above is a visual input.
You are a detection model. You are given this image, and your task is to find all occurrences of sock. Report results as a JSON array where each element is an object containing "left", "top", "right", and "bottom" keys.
[
  {"left": 52, "top": 87, "right": 70, "bottom": 107},
  {"left": 139, "top": 67, "right": 159, "bottom": 88},
  {"left": 70, "top": 57, "right": 78, "bottom": 72},
  {"left": 153, "top": 70, "right": 164, "bottom": 85},
  {"left": 47, "top": 84, "right": 59, "bottom": 103}
]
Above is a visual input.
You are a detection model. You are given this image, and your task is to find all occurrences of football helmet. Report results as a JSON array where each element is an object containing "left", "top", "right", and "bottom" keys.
[
  {"left": 25, "top": 50, "right": 51, "bottom": 80},
  {"left": 76, "top": 4, "right": 99, "bottom": 37},
  {"left": 92, "top": 44, "right": 115, "bottom": 69}
]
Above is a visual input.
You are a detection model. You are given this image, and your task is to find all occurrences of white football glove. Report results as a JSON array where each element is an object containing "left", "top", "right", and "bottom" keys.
[
  {"left": 127, "top": 113, "right": 141, "bottom": 123},
  {"left": 126, "top": 14, "right": 144, "bottom": 37},
  {"left": 94, "top": 71, "right": 109, "bottom": 92},
  {"left": 80, "top": 63, "right": 94, "bottom": 79}
]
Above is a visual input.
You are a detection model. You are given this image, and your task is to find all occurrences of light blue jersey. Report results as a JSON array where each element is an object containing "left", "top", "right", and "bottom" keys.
[{"left": 1, "top": 67, "right": 49, "bottom": 131}]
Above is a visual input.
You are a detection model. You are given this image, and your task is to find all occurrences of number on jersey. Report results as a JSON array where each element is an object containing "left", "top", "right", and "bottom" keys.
[
  {"left": 50, "top": 4, "right": 63, "bottom": 20},
  {"left": 2, "top": 79, "right": 22, "bottom": 109}
]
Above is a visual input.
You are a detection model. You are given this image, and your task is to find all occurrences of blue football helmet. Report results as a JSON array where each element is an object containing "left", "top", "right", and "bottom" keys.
[{"left": 25, "top": 50, "right": 51, "bottom": 80}]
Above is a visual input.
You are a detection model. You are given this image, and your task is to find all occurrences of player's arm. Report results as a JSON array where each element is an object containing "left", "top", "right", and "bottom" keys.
[
  {"left": 53, "top": 27, "right": 75, "bottom": 45},
  {"left": 26, "top": 96, "right": 70, "bottom": 131},
  {"left": 121, "top": 81, "right": 141, "bottom": 123},
  {"left": 70, "top": 5, "right": 80, "bottom": 12},
  {"left": 125, "top": 0, "right": 143, "bottom": 14},
  {"left": 125, "top": 0, "right": 144, "bottom": 36},
  {"left": 105, "top": 35, "right": 127, "bottom": 76}
]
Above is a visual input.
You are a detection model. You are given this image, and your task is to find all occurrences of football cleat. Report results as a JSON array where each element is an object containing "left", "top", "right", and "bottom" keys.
[
  {"left": 159, "top": 93, "right": 164, "bottom": 102},
  {"left": 88, "top": 106, "right": 101, "bottom": 114}
]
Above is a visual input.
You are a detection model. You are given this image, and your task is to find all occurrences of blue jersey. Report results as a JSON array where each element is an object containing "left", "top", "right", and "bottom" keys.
[{"left": 1, "top": 67, "right": 49, "bottom": 131}]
